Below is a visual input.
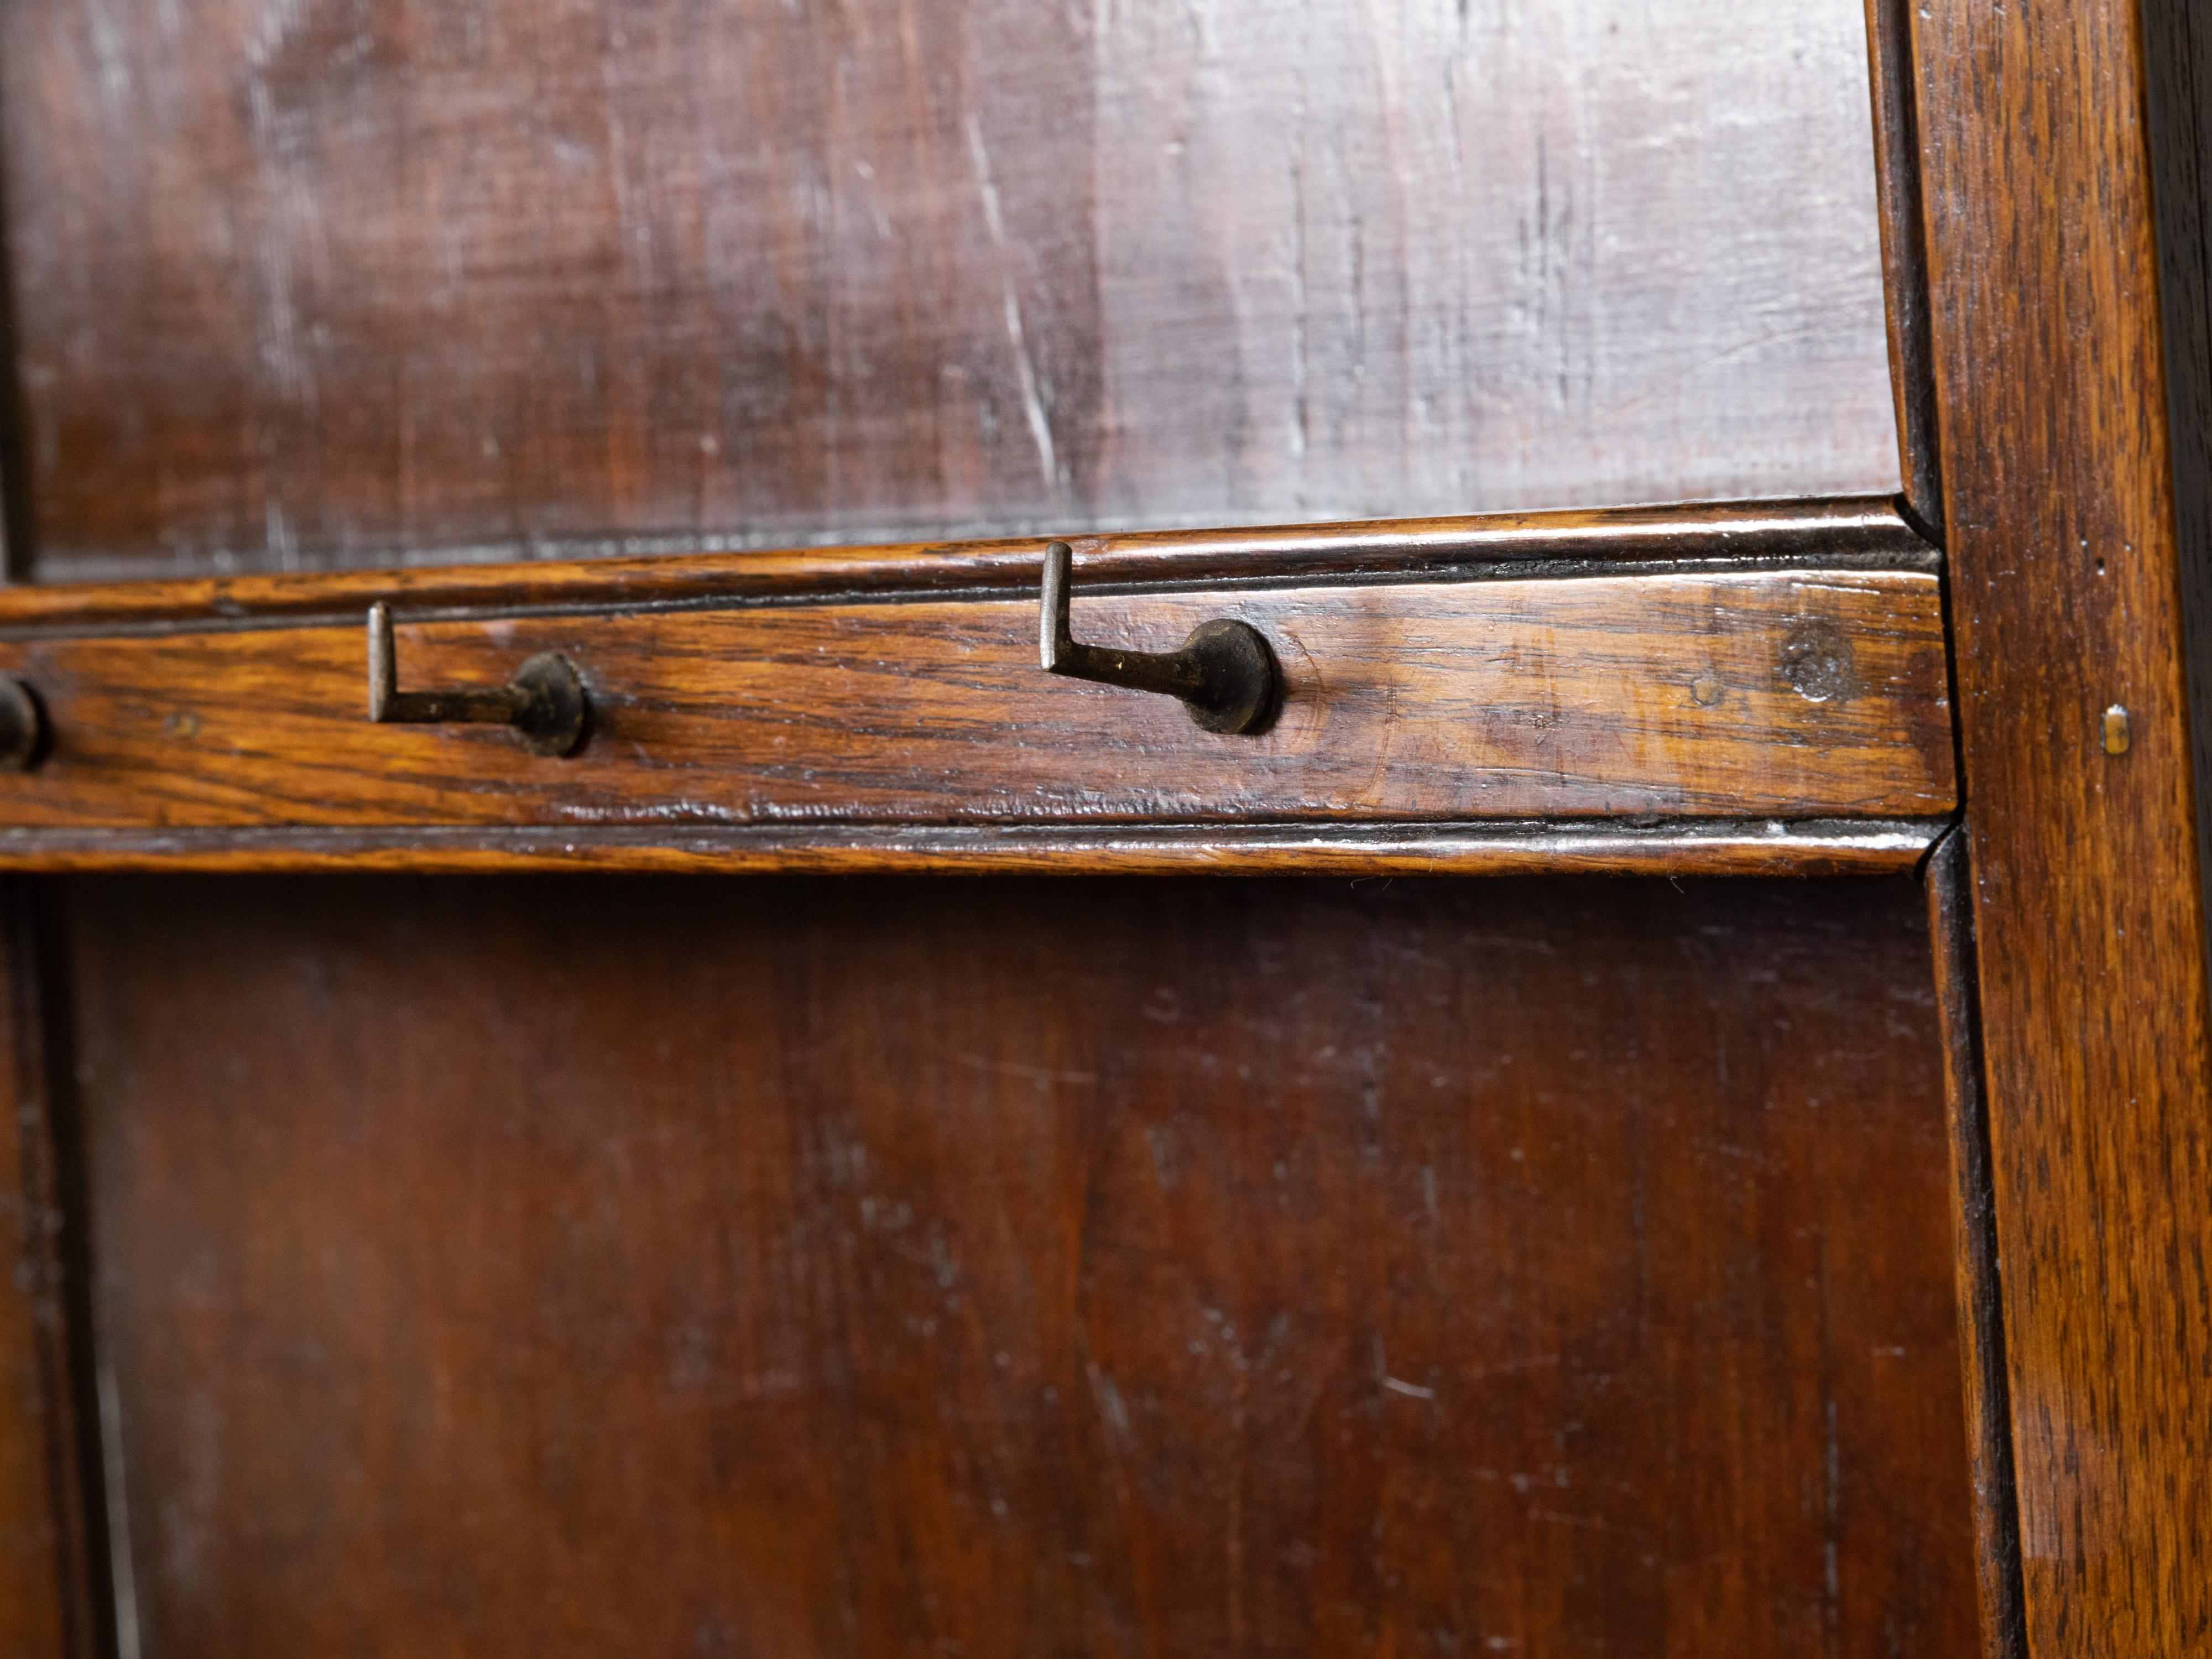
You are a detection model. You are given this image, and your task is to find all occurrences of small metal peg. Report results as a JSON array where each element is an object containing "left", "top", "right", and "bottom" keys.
[
  {"left": 366, "top": 604, "right": 588, "bottom": 758},
  {"left": 0, "top": 677, "right": 45, "bottom": 771},
  {"left": 1038, "top": 542, "right": 1281, "bottom": 735}
]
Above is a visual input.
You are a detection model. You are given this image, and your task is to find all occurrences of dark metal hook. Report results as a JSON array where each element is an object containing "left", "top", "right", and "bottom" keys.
[
  {"left": 367, "top": 604, "right": 588, "bottom": 758},
  {"left": 1038, "top": 542, "right": 1280, "bottom": 735}
]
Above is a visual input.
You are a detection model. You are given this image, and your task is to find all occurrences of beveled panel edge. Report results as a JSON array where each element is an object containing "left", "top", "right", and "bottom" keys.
[
  {"left": 0, "top": 496, "right": 1933, "bottom": 637},
  {"left": 1861, "top": 0, "right": 1945, "bottom": 536},
  {"left": 0, "top": 817, "right": 1949, "bottom": 878}
]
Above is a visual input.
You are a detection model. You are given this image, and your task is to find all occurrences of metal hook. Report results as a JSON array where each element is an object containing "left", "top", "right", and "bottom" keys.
[
  {"left": 1038, "top": 542, "right": 1281, "bottom": 735},
  {"left": 366, "top": 604, "right": 588, "bottom": 758},
  {"left": 0, "top": 677, "right": 45, "bottom": 771}
]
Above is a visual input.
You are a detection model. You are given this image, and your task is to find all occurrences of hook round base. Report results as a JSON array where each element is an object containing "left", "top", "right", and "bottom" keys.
[
  {"left": 0, "top": 676, "right": 47, "bottom": 771},
  {"left": 1180, "top": 619, "right": 1281, "bottom": 735},
  {"left": 512, "top": 654, "right": 589, "bottom": 757}
]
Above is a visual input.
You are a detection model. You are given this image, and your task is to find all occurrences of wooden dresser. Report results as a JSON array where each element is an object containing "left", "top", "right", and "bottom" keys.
[{"left": 0, "top": 2, "right": 2204, "bottom": 1653}]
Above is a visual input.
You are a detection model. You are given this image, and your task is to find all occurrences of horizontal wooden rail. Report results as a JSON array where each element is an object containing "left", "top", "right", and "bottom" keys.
[
  {"left": 0, "top": 503, "right": 1955, "bottom": 874},
  {"left": 0, "top": 820, "right": 1948, "bottom": 877}
]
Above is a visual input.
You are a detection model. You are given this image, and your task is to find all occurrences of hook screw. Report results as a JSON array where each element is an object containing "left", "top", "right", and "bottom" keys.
[
  {"left": 367, "top": 604, "right": 588, "bottom": 758},
  {"left": 1038, "top": 543, "right": 1280, "bottom": 735}
]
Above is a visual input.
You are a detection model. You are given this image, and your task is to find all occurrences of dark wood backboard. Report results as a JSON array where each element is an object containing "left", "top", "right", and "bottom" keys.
[
  {"left": 63, "top": 874, "right": 1978, "bottom": 1657},
  {"left": 0, "top": 0, "right": 1899, "bottom": 580}
]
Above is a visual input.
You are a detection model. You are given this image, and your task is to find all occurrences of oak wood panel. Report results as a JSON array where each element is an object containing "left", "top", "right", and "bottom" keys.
[
  {"left": 0, "top": 570, "right": 1955, "bottom": 838},
  {"left": 1908, "top": 0, "right": 2212, "bottom": 1647},
  {"left": 0, "top": 0, "right": 1900, "bottom": 581},
  {"left": 64, "top": 872, "right": 1979, "bottom": 1657}
]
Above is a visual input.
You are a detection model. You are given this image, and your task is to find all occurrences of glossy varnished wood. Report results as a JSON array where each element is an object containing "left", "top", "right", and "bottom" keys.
[
  {"left": 1924, "top": 834, "right": 2026, "bottom": 1659},
  {"left": 0, "top": 496, "right": 1929, "bottom": 634},
  {"left": 1908, "top": 0, "right": 2212, "bottom": 1646},
  {"left": 0, "top": 820, "right": 1947, "bottom": 880},
  {"left": 64, "top": 873, "right": 1979, "bottom": 1657},
  {"left": 0, "top": 6, "right": 2029, "bottom": 1652},
  {"left": 0, "top": 569, "right": 1954, "bottom": 852},
  {"left": 0, "top": 0, "right": 1899, "bottom": 580},
  {"left": 0, "top": 502, "right": 1956, "bottom": 871}
]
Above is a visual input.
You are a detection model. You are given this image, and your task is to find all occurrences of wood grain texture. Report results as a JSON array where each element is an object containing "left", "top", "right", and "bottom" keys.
[
  {"left": 63, "top": 872, "right": 1979, "bottom": 1657},
  {"left": 0, "top": 0, "right": 1900, "bottom": 581},
  {"left": 0, "top": 819, "right": 1947, "bottom": 879},
  {"left": 0, "top": 570, "right": 1955, "bottom": 839},
  {"left": 0, "top": 893, "right": 100, "bottom": 1659},
  {"left": 1909, "top": 0, "right": 2212, "bottom": 1647},
  {"left": 0, "top": 496, "right": 1933, "bottom": 635}
]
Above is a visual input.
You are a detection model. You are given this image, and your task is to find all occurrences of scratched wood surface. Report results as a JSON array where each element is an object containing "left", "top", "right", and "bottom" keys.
[
  {"left": 0, "top": 0, "right": 1899, "bottom": 581},
  {"left": 62, "top": 873, "right": 1980, "bottom": 1658},
  {"left": 0, "top": 495, "right": 1932, "bottom": 632},
  {"left": 1910, "top": 0, "right": 2212, "bottom": 1648},
  {"left": 0, "top": 570, "right": 1954, "bottom": 833}
]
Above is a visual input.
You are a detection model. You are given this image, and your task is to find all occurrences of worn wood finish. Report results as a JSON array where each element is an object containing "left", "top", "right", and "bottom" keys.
[
  {"left": 64, "top": 873, "right": 1979, "bottom": 1657},
  {"left": 0, "top": 569, "right": 1955, "bottom": 846},
  {"left": 0, "top": 893, "right": 100, "bottom": 1659},
  {"left": 0, "top": 819, "right": 1947, "bottom": 879},
  {"left": 0, "top": 496, "right": 1932, "bottom": 636},
  {"left": 0, "top": 0, "right": 1900, "bottom": 581},
  {"left": 1909, "top": 0, "right": 2212, "bottom": 1646}
]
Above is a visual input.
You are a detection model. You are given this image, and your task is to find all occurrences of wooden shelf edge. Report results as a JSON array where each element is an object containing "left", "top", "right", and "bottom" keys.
[
  {"left": 0, "top": 495, "right": 1934, "bottom": 635},
  {"left": 0, "top": 818, "right": 1950, "bottom": 878}
]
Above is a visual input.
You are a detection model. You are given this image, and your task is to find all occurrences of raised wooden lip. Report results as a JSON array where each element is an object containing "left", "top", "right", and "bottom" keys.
[
  {"left": 0, "top": 817, "right": 1950, "bottom": 877},
  {"left": 0, "top": 494, "right": 1933, "bottom": 635}
]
